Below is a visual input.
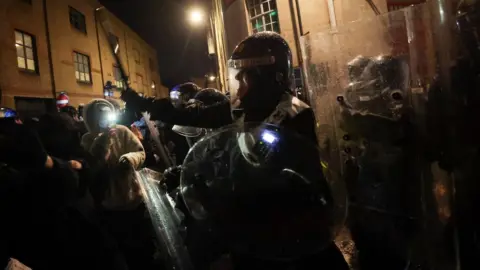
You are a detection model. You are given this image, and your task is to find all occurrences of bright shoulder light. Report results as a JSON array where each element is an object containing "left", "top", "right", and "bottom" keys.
[
  {"left": 170, "top": 90, "right": 180, "bottom": 100},
  {"left": 261, "top": 131, "right": 278, "bottom": 144}
]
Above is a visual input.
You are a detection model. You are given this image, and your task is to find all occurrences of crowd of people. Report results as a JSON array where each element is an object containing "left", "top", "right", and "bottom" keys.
[
  {"left": 0, "top": 32, "right": 350, "bottom": 270},
  {"left": 1, "top": 1, "right": 479, "bottom": 266}
]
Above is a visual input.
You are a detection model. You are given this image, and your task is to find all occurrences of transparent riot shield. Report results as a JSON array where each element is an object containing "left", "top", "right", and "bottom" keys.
[
  {"left": 142, "top": 112, "right": 175, "bottom": 168},
  {"left": 180, "top": 122, "right": 347, "bottom": 267},
  {"left": 136, "top": 168, "right": 193, "bottom": 270},
  {"left": 301, "top": 1, "right": 480, "bottom": 269}
]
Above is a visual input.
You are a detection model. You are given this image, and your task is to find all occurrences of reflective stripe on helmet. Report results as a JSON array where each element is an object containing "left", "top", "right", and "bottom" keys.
[{"left": 228, "top": 56, "right": 276, "bottom": 69}]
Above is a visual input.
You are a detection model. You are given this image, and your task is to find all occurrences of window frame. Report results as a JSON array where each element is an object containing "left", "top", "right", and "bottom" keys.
[
  {"left": 73, "top": 51, "right": 92, "bottom": 84},
  {"left": 113, "top": 64, "right": 125, "bottom": 89},
  {"left": 69, "top": 6, "right": 87, "bottom": 34},
  {"left": 246, "top": 0, "right": 280, "bottom": 33},
  {"left": 14, "top": 30, "right": 38, "bottom": 74}
]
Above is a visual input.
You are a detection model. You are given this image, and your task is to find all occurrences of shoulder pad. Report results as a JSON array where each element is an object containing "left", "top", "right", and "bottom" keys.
[{"left": 265, "top": 94, "right": 310, "bottom": 125}]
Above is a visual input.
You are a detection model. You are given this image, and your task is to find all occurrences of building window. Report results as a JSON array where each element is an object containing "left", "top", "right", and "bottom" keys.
[
  {"left": 246, "top": 0, "right": 279, "bottom": 33},
  {"left": 113, "top": 65, "right": 124, "bottom": 89},
  {"left": 73, "top": 52, "right": 91, "bottom": 83},
  {"left": 136, "top": 74, "right": 144, "bottom": 92},
  {"left": 149, "top": 58, "right": 155, "bottom": 71},
  {"left": 133, "top": 49, "right": 140, "bottom": 64},
  {"left": 69, "top": 6, "right": 87, "bottom": 34},
  {"left": 15, "top": 30, "right": 37, "bottom": 72}
]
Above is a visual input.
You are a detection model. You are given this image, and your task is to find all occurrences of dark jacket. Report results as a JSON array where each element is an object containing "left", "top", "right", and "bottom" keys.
[
  {"left": 141, "top": 93, "right": 318, "bottom": 145},
  {"left": 0, "top": 157, "right": 128, "bottom": 270}
]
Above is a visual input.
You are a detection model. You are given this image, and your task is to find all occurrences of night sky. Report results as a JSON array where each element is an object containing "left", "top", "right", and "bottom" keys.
[{"left": 100, "top": 0, "right": 210, "bottom": 89}]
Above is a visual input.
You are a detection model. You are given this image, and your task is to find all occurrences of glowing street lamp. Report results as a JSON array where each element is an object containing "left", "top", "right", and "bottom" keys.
[
  {"left": 208, "top": 75, "right": 216, "bottom": 82},
  {"left": 188, "top": 7, "right": 205, "bottom": 26}
]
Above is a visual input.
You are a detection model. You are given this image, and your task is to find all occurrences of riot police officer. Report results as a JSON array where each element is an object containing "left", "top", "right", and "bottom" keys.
[
  {"left": 169, "top": 83, "right": 202, "bottom": 148},
  {"left": 170, "top": 82, "right": 201, "bottom": 108},
  {"left": 163, "top": 88, "right": 230, "bottom": 193},
  {"left": 178, "top": 123, "right": 347, "bottom": 270},
  {"left": 337, "top": 54, "right": 416, "bottom": 269},
  {"left": 124, "top": 32, "right": 348, "bottom": 268},
  {"left": 121, "top": 32, "right": 317, "bottom": 145},
  {"left": 172, "top": 88, "right": 229, "bottom": 146}
]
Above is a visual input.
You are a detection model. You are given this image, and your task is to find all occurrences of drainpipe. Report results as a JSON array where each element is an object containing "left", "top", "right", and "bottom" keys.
[
  {"left": 288, "top": 0, "right": 303, "bottom": 70},
  {"left": 366, "top": 0, "right": 381, "bottom": 15},
  {"left": 327, "top": 0, "right": 338, "bottom": 31},
  {"left": 288, "top": 0, "right": 310, "bottom": 104},
  {"left": 94, "top": 8, "right": 105, "bottom": 88},
  {"left": 43, "top": 0, "right": 56, "bottom": 98},
  {"left": 294, "top": 0, "right": 305, "bottom": 36}
]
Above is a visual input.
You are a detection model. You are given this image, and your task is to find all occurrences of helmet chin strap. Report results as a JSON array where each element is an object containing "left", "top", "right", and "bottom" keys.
[{"left": 242, "top": 86, "right": 284, "bottom": 122}]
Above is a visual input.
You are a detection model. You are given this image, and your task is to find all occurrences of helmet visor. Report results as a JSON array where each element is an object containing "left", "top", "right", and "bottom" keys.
[
  {"left": 227, "top": 67, "right": 241, "bottom": 109},
  {"left": 170, "top": 90, "right": 185, "bottom": 108},
  {"left": 227, "top": 56, "right": 275, "bottom": 109},
  {"left": 172, "top": 125, "right": 204, "bottom": 138},
  {"left": 228, "top": 56, "right": 275, "bottom": 69}
]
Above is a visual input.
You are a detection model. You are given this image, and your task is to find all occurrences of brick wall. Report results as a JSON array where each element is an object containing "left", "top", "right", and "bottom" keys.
[
  {"left": 0, "top": 0, "right": 164, "bottom": 109},
  {"left": 222, "top": 0, "right": 389, "bottom": 66},
  {"left": 0, "top": 0, "right": 53, "bottom": 108}
]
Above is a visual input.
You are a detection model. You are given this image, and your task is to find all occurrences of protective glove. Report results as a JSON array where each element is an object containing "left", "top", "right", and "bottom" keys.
[
  {"left": 0, "top": 122, "right": 48, "bottom": 170},
  {"left": 121, "top": 88, "right": 148, "bottom": 114},
  {"left": 162, "top": 165, "right": 182, "bottom": 192}
]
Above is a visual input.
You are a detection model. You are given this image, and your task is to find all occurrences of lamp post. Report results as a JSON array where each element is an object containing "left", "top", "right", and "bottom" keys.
[{"left": 186, "top": 7, "right": 219, "bottom": 89}]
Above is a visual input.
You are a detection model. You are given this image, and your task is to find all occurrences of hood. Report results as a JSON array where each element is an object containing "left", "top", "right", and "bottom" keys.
[
  {"left": 83, "top": 98, "right": 115, "bottom": 133},
  {"left": 172, "top": 125, "right": 204, "bottom": 138}
]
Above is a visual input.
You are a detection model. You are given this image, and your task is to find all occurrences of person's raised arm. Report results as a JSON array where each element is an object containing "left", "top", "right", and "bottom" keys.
[{"left": 121, "top": 89, "right": 232, "bottom": 128}]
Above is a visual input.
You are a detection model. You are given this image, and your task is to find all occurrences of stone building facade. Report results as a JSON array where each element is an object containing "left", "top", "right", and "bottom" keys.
[{"left": 0, "top": 0, "right": 166, "bottom": 116}]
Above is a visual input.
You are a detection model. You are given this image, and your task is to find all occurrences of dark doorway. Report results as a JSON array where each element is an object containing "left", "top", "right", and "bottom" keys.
[{"left": 14, "top": 96, "right": 56, "bottom": 119}]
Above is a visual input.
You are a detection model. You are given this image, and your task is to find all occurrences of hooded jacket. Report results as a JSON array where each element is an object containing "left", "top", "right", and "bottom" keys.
[
  {"left": 81, "top": 99, "right": 145, "bottom": 169},
  {"left": 81, "top": 99, "right": 145, "bottom": 210}
]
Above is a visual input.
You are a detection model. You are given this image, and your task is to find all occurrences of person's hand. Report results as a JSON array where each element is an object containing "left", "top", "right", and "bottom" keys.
[
  {"left": 45, "top": 156, "right": 54, "bottom": 169},
  {"left": 118, "top": 156, "right": 133, "bottom": 172},
  {"left": 162, "top": 166, "right": 182, "bottom": 192},
  {"left": 120, "top": 88, "right": 141, "bottom": 103},
  {"left": 91, "top": 131, "right": 114, "bottom": 160},
  {"left": 130, "top": 124, "right": 143, "bottom": 141},
  {"left": 107, "top": 128, "right": 117, "bottom": 137},
  {"left": 104, "top": 149, "right": 111, "bottom": 161},
  {"left": 68, "top": 160, "right": 83, "bottom": 170},
  {"left": 121, "top": 88, "right": 147, "bottom": 114}
]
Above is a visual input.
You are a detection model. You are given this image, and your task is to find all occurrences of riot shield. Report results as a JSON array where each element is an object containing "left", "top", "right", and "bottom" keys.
[
  {"left": 180, "top": 122, "right": 347, "bottom": 266},
  {"left": 142, "top": 112, "right": 174, "bottom": 168},
  {"left": 301, "top": 1, "right": 479, "bottom": 269},
  {"left": 136, "top": 168, "right": 193, "bottom": 270}
]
